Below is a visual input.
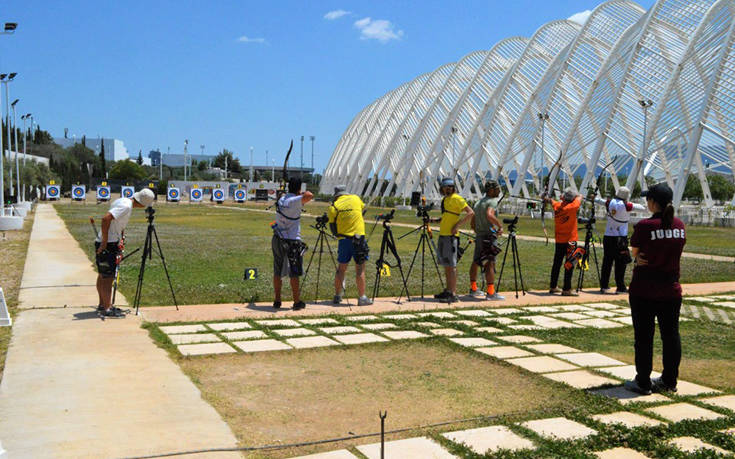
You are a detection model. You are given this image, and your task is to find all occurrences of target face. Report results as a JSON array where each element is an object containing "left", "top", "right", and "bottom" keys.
[
  {"left": 190, "top": 189, "right": 203, "bottom": 201},
  {"left": 168, "top": 188, "right": 180, "bottom": 200},
  {"left": 121, "top": 187, "right": 134, "bottom": 198},
  {"left": 213, "top": 189, "right": 224, "bottom": 201},
  {"left": 97, "top": 187, "right": 110, "bottom": 199},
  {"left": 72, "top": 186, "right": 86, "bottom": 199},
  {"left": 46, "top": 185, "right": 60, "bottom": 198},
  {"left": 234, "top": 189, "right": 246, "bottom": 201}
]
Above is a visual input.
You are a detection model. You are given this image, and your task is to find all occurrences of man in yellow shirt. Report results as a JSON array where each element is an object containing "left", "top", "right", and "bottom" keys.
[
  {"left": 328, "top": 185, "right": 373, "bottom": 306},
  {"left": 432, "top": 178, "right": 474, "bottom": 302}
]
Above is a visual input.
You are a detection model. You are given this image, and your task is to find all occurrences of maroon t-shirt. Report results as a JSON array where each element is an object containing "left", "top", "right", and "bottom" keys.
[{"left": 629, "top": 213, "right": 686, "bottom": 300}]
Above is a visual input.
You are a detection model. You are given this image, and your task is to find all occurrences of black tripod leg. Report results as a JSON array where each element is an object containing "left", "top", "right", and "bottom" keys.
[
  {"left": 386, "top": 229, "right": 410, "bottom": 302},
  {"left": 315, "top": 234, "right": 325, "bottom": 301},
  {"left": 373, "top": 232, "right": 388, "bottom": 301},
  {"left": 133, "top": 228, "right": 152, "bottom": 315},
  {"left": 398, "top": 234, "right": 421, "bottom": 301},
  {"left": 426, "top": 233, "right": 445, "bottom": 291},
  {"left": 151, "top": 226, "right": 178, "bottom": 310},
  {"left": 511, "top": 236, "right": 519, "bottom": 299},
  {"left": 513, "top": 235, "right": 526, "bottom": 296},
  {"left": 496, "top": 235, "right": 512, "bottom": 292}
]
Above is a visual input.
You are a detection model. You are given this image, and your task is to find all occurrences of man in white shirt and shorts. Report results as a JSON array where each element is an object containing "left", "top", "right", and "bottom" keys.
[{"left": 95, "top": 188, "right": 154, "bottom": 317}]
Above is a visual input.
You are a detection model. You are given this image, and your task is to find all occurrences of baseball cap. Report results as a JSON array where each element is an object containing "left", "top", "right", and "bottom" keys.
[
  {"left": 440, "top": 177, "right": 455, "bottom": 188},
  {"left": 334, "top": 185, "right": 347, "bottom": 197},
  {"left": 616, "top": 186, "right": 631, "bottom": 201},
  {"left": 133, "top": 188, "right": 155, "bottom": 207},
  {"left": 641, "top": 182, "right": 673, "bottom": 206},
  {"left": 484, "top": 180, "right": 500, "bottom": 192}
]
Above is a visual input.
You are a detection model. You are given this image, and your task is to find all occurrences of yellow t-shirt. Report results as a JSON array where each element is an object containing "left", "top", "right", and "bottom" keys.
[
  {"left": 439, "top": 193, "right": 468, "bottom": 236},
  {"left": 328, "top": 194, "right": 366, "bottom": 238}
]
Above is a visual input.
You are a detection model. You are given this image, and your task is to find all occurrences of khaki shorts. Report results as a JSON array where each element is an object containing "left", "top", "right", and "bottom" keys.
[{"left": 437, "top": 236, "right": 459, "bottom": 267}]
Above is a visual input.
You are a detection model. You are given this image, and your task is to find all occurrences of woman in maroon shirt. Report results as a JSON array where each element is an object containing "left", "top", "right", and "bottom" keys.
[{"left": 624, "top": 183, "right": 686, "bottom": 395}]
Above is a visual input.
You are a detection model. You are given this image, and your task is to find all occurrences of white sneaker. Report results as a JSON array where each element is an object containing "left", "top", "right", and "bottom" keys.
[
  {"left": 357, "top": 296, "right": 373, "bottom": 306},
  {"left": 486, "top": 293, "right": 505, "bottom": 301}
]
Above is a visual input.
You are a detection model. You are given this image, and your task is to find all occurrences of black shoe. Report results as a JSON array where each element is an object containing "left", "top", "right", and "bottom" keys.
[
  {"left": 434, "top": 290, "right": 450, "bottom": 299},
  {"left": 443, "top": 294, "right": 460, "bottom": 304},
  {"left": 273, "top": 301, "right": 282, "bottom": 309},
  {"left": 616, "top": 287, "right": 628, "bottom": 294},
  {"left": 623, "top": 379, "right": 652, "bottom": 395},
  {"left": 292, "top": 301, "right": 306, "bottom": 311},
  {"left": 651, "top": 377, "right": 677, "bottom": 393},
  {"left": 101, "top": 307, "right": 125, "bottom": 318}
]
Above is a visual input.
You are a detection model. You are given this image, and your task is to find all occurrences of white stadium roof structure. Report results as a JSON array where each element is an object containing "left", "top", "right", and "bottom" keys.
[{"left": 321, "top": 0, "right": 735, "bottom": 207}]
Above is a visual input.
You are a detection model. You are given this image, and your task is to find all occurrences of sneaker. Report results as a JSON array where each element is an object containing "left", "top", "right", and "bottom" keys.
[
  {"left": 624, "top": 379, "right": 652, "bottom": 395},
  {"left": 101, "top": 307, "right": 125, "bottom": 318},
  {"left": 443, "top": 294, "right": 460, "bottom": 304},
  {"left": 616, "top": 287, "right": 628, "bottom": 294},
  {"left": 561, "top": 290, "right": 579, "bottom": 297},
  {"left": 434, "top": 290, "right": 451, "bottom": 300},
  {"left": 651, "top": 377, "right": 677, "bottom": 393},
  {"left": 333, "top": 295, "right": 342, "bottom": 305},
  {"left": 357, "top": 296, "right": 373, "bottom": 306},
  {"left": 549, "top": 287, "right": 561, "bottom": 294},
  {"left": 292, "top": 301, "right": 306, "bottom": 311},
  {"left": 486, "top": 293, "right": 505, "bottom": 301},
  {"left": 273, "top": 300, "right": 282, "bottom": 309},
  {"left": 599, "top": 287, "right": 611, "bottom": 294},
  {"left": 469, "top": 288, "right": 484, "bottom": 298}
]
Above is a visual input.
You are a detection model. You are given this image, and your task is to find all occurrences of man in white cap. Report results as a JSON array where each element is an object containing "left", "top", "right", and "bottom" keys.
[
  {"left": 597, "top": 186, "right": 645, "bottom": 294},
  {"left": 95, "top": 188, "right": 154, "bottom": 317}
]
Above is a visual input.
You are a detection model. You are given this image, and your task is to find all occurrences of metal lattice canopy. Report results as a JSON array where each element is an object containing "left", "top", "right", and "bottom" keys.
[{"left": 322, "top": 0, "right": 735, "bottom": 208}]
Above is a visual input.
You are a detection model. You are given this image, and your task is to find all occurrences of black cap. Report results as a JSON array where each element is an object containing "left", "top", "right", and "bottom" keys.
[
  {"left": 641, "top": 182, "right": 673, "bottom": 206},
  {"left": 484, "top": 180, "right": 500, "bottom": 192}
]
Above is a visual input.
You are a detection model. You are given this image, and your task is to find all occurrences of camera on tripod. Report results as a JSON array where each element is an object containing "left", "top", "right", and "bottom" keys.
[
  {"left": 503, "top": 215, "right": 519, "bottom": 226},
  {"left": 145, "top": 206, "right": 155, "bottom": 221},
  {"left": 315, "top": 212, "right": 329, "bottom": 228},
  {"left": 416, "top": 202, "right": 434, "bottom": 220},
  {"left": 376, "top": 209, "right": 395, "bottom": 222}
]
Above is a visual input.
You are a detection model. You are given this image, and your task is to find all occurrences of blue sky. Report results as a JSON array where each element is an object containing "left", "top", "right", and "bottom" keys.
[{"left": 2, "top": 0, "right": 654, "bottom": 171}]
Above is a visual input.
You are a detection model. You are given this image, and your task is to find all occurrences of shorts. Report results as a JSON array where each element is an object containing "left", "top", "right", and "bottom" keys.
[
  {"left": 272, "top": 235, "right": 303, "bottom": 278},
  {"left": 95, "top": 241, "right": 121, "bottom": 278},
  {"left": 473, "top": 233, "right": 497, "bottom": 265},
  {"left": 337, "top": 236, "right": 369, "bottom": 264},
  {"left": 437, "top": 235, "right": 460, "bottom": 267}
]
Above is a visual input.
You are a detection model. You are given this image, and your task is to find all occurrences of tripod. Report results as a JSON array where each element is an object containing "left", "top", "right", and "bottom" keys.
[
  {"left": 302, "top": 218, "right": 339, "bottom": 302},
  {"left": 496, "top": 217, "right": 526, "bottom": 298},
  {"left": 398, "top": 218, "right": 444, "bottom": 300},
  {"left": 372, "top": 213, "right": 411, "bottom": 302},
  {"left": 576, "top": 217, "right": 601, "bottom": 292},
  {"left": 132, "top": 208, "right": 178, "bottom": 315}
]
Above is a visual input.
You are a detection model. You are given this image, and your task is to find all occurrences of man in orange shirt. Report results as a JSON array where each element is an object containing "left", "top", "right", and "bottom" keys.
[{"left": 544, "top": 188, "right": 582, "bottom": 296}]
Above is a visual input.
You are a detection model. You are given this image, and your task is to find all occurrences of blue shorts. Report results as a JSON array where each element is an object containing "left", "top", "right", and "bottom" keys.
[{"left": 337, "top": 238, "right": 369, "bottom": 264}]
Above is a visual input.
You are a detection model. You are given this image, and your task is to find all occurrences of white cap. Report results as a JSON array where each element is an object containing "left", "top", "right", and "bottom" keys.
[
  {"left": 133, "top": 188, "right": 155, "bottom": 207},
  {"left": 616, "top": 186, "right": 631, "bottom": 201}
]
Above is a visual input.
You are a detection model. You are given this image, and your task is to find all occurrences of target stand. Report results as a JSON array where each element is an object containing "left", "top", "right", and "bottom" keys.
[
  {"left": 167, "top": 185, "right": 181, "bottom": 202},
  {"left": 97, "top": 182, "right": 111, "bottom": 202},
  {"left": 212, "top": 187, "right": 225, "bottom": 204},
  {"left": 233, "top": 187, "right": 246, "bottom": 203},
  {"left": 190, "top": 186, "right": 203, "bottom": 203},
  {"left": 121, "top": 185, "right": 135, "bottom": 199},
  {"left": 71, "top": 185, "right": 86, "bottom": 202},
  {"left": 46, "top": 182, "right": 60, "bottom": 201}
]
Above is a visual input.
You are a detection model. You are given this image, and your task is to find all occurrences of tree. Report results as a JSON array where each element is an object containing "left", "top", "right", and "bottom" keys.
[
  {"left": 708, "top": 174, "right": 735, "bottom": 202},
  {"left": 33, "top": 125, "right": 54, "bottom": 144},
  {"left": 109, "top": 159, "right": 147, "bottom": 181},
  {"left": 682, "top": 174, "right": 703, "bottom": 201},
  {"left": 213, "top": 149, "right": 241, "bottom": 174},
  {"left": 136, "top": 150, "right": 143, "bottom": 165},
  {"left": 198, "top": 160, "right": 207, "bottom": 171},
  {"left": 81, "top": 135, "right": 86, "bottom": 147}
]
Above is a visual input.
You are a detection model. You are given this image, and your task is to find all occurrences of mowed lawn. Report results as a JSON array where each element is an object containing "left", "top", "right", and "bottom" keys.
[{"left": 55, "top": 202, "right": 735, "bottom": 306}]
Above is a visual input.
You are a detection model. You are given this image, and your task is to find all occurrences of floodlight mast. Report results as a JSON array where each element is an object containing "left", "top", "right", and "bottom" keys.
[
  {"left": 1, "top": 73, "right": 17, "bottom": 199},
  {"left": 0, "top": 23, "right": 19, "bottom": 213}
]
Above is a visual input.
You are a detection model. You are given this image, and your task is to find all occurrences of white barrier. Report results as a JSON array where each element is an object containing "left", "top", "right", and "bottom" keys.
[
  {"left": 0, "top": 287, "right": 11, "bottom": 326},
  {"left": 0, "top": 215, "right": 23, "bottom": 230}
]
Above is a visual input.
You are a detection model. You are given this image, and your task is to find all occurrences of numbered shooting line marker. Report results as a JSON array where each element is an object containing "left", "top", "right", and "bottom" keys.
[
  {"left": 121, "top": 186, "right": 135, "bottom": 198},
  {"left": 234, "top": 189, "right": 246, "bottom": 202},
  {"left": 46, "top": 185, "right": 60, "bottom": 200},
  {"left": 167, "top": 188, "right": 181, "bottom": 201},
  {"left": 213, "top": 189, "right": 225, "bottom": 202},
  {"left": 190, "top": 188, "right": 203, "bottom": 202},
  {"left": 97, "top": 186, "right": 111, "bottom": 200},
  {"left": 72, "top": 185, "right": 86, "bottom": 200},
  {"left": 243, "top": 268, "right": 259, "bottom": 280}
]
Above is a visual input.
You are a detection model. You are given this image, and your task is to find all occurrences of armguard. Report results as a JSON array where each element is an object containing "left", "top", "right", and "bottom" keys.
[{"left": 329, "top": 222, "right": 338, "bottom": 237}]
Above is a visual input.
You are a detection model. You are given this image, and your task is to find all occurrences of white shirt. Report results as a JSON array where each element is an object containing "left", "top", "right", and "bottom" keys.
[
  {"left": 598, "top": 197, "right": 645, "bottom": 237},
  {"left": 97, "top": 198, "right": 133, "bottom": 243},
  {"left": 274, "top": 193, "right": 303, "bottom": 240}
]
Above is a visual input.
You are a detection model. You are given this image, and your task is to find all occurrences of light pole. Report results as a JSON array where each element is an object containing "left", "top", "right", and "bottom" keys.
[
  {"left": 0, "top": 22, "right": 18, "bottom": 214},
  {"left": 1, "top": 73, "right": 17, "bottom": 198},
  {"left": 21, "top": 113, "right": 28, "bottom": 200},
  {"left": 310, "top": 135, "right": 315, "bottom": 183},
  {"left": 271, "top": 158, "right": 275, "bottom": 182},
  {"left": 300, "top": 135, "right": 304, "bottom": 179},
  {"left": 637, "top": 99, "right": 653, "bottom": 188},
  {"left": 265, "top": 149, "right": 269, "bottom": 179},
  {"left": 249, "top": 146, "right": 254, "bottom": 182},
  {"left": 183, "top": 139, "right": 189, "bottom": 181},
  {"left": 11, "top": 98, "right": 20, "bottom": 200}
]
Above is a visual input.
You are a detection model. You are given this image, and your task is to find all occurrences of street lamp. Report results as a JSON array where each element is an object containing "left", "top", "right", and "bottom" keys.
[
  {"left": 183, "top": 139, "right": 189, "bottom": 182},
  {"left": 637, "top": 99, "right": 654, "bottom": 188},
  {"left": 0, "top": 23, "right": 18, "bottom": 215},
  {"left": 11, "top": 98, "right": 20, "bottom": 200},
  {"left": 300, "top": 136, "right": 304, "bottom": 179},
  {"left": 249, "top": 146, "right": 254, "bottom": 182},
  {"left": 310, "top": 136, "right": 315, "bottom": 183},
  {"left": 21, "top": 113, "right": 29, "bottom": 199},
  {"left": 1, "top": 73, "right": 17, "bottom": 198}
]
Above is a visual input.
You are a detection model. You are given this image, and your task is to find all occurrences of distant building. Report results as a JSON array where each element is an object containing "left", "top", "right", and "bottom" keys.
[
  {"left": 54, "top": 137, "right": 129, "bottom": 162},
  {"left": 149, "top": 150, "right": 216, "bottom": 167}
]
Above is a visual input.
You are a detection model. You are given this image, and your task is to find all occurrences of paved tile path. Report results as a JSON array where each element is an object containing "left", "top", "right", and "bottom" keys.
[{"left": 0, "top": 204, "right": 240, "bottom": 458}]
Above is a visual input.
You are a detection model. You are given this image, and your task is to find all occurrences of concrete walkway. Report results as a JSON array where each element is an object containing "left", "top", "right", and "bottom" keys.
[{"left": 0, "top": 204, "right": 240, "bottom": 458}]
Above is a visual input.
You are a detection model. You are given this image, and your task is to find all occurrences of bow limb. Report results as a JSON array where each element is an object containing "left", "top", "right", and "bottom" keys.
[{"left": 280, "top": 140, "right": 294, "bottom": 195}]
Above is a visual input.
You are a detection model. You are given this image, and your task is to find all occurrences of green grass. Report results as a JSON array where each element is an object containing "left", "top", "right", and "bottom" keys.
[{"left": 55, "top": 203, "right": 735, "bottom": 306}]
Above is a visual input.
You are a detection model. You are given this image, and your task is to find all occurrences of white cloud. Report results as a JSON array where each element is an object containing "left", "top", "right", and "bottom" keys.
[
  {"left": 568, "top": 10, "right": 592, "bottom": 25},
  {"left": 237, "top": 35, "right": 267, "bottom": 44},
  {"left": 353, "top": 17, "right": 403, "bottom": 43},
  {"left": 324, "top": 9, "right": 350, "bottom": 20}
]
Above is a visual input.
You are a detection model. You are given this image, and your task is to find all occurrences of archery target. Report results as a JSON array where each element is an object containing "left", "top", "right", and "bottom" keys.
[
  {"left": 72, "top": 185, "right": 86, "bottom": 200},
  {"left": 213, "top": 189, "right": 225, "bottom": 202},
  {"left": 190, "top": 188, "right": 203, "bottom": 202},
  {"left": 167, "top": 187, "right": 181, "bottom": 201},
  {"left": 234, "top": 189, "right": 246, "bottom": 202},
  {"left": 46, "top": 185, "right": 60, "bottom": 200},
  {"left": 121, "top": 186, "right": 135, "bottom": 198},
  {"left": 97, "top": 186, "right": 111, "bottom": 200}
]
